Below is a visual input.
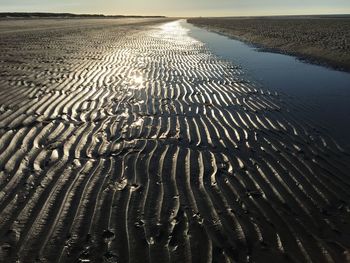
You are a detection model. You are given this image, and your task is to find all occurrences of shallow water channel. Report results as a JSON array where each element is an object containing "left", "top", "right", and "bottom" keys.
[{"left": 184, "top": 21, "right": 350, "bottom": 150}]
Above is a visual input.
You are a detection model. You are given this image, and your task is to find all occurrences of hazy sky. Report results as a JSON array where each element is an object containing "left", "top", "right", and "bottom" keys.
[{"left": 1, "top": 0, "right": 350, "bottom": 16}]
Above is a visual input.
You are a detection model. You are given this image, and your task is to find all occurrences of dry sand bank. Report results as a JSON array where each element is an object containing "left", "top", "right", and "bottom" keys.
[
  {"left": 188, "top": 17, "right": 350, "bottom": 72},
  {"left": 0, "top": 19, "right": 350, "bottom": 262},
  {"left": 0, "top": 12, "right": 165, "bottom": 19},
  {"left": 0, "top": 18, "right": 172, "bottom": 34}
]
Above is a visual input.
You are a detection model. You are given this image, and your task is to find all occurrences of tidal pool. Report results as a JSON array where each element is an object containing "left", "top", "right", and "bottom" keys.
[{"left": 184, "top": 21, "right": 350, "bottom": 149}]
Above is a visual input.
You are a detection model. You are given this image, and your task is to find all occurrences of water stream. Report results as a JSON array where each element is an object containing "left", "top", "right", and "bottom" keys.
[{"left": 184, "top": 21, "right": 350, "bottom": 149}]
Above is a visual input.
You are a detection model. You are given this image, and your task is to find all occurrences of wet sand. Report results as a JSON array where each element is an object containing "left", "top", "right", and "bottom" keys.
[
  {"left": 0, "top": 19, "right": 350, "bottom": 262},
  {"left": 188, "top": 16, "right": 350, "bottom": 72},
  {"left": 185, "top": 20, "right": 350, "bottom": 151}
]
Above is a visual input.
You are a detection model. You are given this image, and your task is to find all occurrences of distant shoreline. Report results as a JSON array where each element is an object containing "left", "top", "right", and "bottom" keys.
[
  {"left": 188, "top": 17, "right": 350, "bottom": 72},
  {"left": 0, "top": 12, "right": 165, "bottom": 19},
  {"left": 192, "top": 14, "right": 350, "bottom": 19}
]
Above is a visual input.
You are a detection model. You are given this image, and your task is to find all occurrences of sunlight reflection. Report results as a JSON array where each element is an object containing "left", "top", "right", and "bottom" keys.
[
  {"left": 128, "top": 73, "right": 144, "bottom": 90},
  {"left": 159, "top": 20, "right": 189, "bottom": 35},
  {"left": 133, "top": 75, "right": 143, "bottom": 85}
]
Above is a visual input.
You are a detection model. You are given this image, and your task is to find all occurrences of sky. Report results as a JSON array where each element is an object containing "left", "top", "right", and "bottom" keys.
[{"left": 1, "top": 0, "right": 350, "bottom": 17}]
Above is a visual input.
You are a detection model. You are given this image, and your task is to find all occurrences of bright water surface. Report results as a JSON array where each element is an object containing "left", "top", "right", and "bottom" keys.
[{"left": 183, "top": 21, "right": 350, "bottom": 149}]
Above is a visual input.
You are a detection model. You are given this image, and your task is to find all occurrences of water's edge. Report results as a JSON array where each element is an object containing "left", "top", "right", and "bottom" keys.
[{"left": 183, "top": 21, "right": 350, "bottom": 150}]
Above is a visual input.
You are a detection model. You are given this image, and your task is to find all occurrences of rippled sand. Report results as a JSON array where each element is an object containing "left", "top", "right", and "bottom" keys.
[{"left": 0, "top": 19, "right": 350, "bottom": 263}]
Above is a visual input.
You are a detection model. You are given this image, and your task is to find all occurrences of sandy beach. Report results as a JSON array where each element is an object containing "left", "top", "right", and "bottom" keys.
[
  {"left": 0, "top": 18, "right": 350, "bottom": 262},
  {"left": 188, "top": 16, "right": 350, "bottom": 72}
]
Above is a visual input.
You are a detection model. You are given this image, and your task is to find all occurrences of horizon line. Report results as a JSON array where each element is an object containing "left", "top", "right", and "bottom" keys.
[{"left": 1, "top": 11, "right": 350, "bottom": 18}]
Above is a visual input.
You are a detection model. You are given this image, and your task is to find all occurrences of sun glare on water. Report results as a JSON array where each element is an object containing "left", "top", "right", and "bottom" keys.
[{"left": 133, "top": 75, "right": 143, "bottom": 85}]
